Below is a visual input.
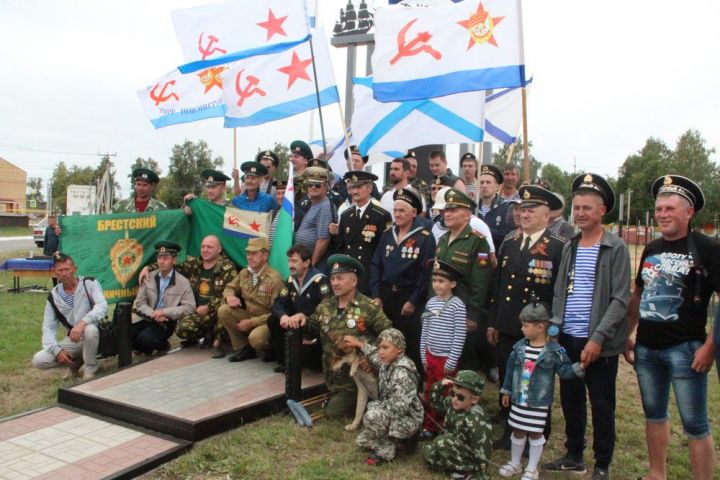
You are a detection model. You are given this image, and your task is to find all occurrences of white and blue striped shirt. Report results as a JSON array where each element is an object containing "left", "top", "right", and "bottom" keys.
[
  {"left": 420, "top": 296, "right": 467, "bottom": 371},
  {"left": 562, "top": 244, "right": 600, "bottom": 337}
]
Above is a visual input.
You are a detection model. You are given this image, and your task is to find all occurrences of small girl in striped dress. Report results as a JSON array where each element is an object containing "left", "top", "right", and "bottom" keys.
[
  {"left": 498, "top": 299, "right": 584, "bottom": 480},
  {"left": 418, "top": 260, "right": 467, "bottom": 439}
]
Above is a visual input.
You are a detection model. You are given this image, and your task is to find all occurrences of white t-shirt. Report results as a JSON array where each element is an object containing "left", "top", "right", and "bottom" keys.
[{"left": 431, "top": 215, "right": 495, "bottom": 252}]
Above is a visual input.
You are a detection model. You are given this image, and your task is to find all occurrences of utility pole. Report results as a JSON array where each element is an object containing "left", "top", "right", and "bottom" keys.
[{"left": 95, "top": 153, "right": 117, "bottom": 214}]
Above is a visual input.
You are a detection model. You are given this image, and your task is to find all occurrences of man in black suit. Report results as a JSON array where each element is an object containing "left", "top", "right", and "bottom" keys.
[
  {"left": 336, "top": 171, "right": 392, "bottom": 295},
  {"left": 486, "top": 185, "right": 566, "bottom": 448}
]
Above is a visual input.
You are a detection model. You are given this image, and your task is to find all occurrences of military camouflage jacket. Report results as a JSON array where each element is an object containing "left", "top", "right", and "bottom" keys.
[
  {"left": 174, "top": 253, "right": 238, "bottom": 316},
  {"left": 307, "top": 292, "right": 392, "bottom": 390},
  {"left": 362, "top": 343, "right": 424, "bottom": 437},
  {"left": 112, "top": 196, "right": 167, "bottom": 213},
  {"left": 429, "top": 380, "right": 492, "bottom": 467}
]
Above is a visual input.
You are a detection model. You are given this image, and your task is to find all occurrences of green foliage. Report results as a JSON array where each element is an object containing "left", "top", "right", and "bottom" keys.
[
  {"left": 491, "top": 137, "right": 541, "bottom": 182},
  {"left": 26, "top": 177, "right": 44, "bottom": 204},
  {"left": 268, "top": 142, "right": 290, "bottom": 180},
  {"left": 159, "top": 140, "right": 224, "bottom": 208},
  {"left": 540, "top": 163, "right": 574, "bottom": 215},
  {"left": 49, "top": 156, "right": 119, "bottom": 214},
  {"left": 616, "top": 130, "right": 718, "bottom": 225}
]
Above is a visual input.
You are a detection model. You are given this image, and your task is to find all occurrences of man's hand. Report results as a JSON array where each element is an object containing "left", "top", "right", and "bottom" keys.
[
  {"left": 328, "top": 223, "right": 339, "bottom": 235},
  {"left": 226, "top": 296, "right": 242, "bottom": 308},
  {"left": 440, "top": 378, "right": 454, "bottom": 387},
  {"left": 183, "top": 193, "right": 196, "bottom": 202},
  {"left": 486, "top": 327, "right": 499, "bottom": 346},
  {"left": 232, "top": 168, "right": 240, "bottom": 180},
  {"left": 466, "top": 319, "right": 478, "bottom": 332},
  {"left": 296, "top": 313, "right": 307, "bottom": 328},
  {"left": 138, "top": 266, "right": 151, "bottom": 284},
  {"left": 237, "top": 319, "right": 254, "bottom": 333},
  {"left": 400, "top": 302, "right": 415, "bottom": 316},
  {"left": 68, "top": 320, "right": 86, "bottom": 342},
  {"left": 691, "top": 341, "right": 715, "bottom": 373},
  {"left": 56, "top": 349, "right": 74, "bottom": 365},
  {"left": 343, "top": 335, "right": 364, "bottom": 349},
  {"left": 501, "top": 394, "right": 510, "bottom": 408},
  {"left": 580, "top": 339, "right": 602, "bottom": 368},
  {"left": 151, "top": 309, "right": 166, "bottom": 321},
  {"left": 372, "top": 298, "right": 382, "bottom": 308},
  {"left": 358, "top": 357, "right": 373, "bottom": 373},
  {"left": 623, "top": 338, "right": 636, "bottom": 365},
  {"left": 54, "top": 225, "right": 62, "bottom": 236},
  {"left": 196, "top": 305, "right": 209, "bottom": 317}
]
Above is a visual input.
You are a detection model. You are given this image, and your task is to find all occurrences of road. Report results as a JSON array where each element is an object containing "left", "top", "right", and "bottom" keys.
[{"left": 0, "top": 236, "right": 35, "bottom": 254}]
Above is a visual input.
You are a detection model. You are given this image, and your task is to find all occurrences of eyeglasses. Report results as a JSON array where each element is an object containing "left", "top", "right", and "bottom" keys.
[
  {"left": 449, "top": 390, "right": 466, "bottom": 402},
  {"left": 306, "top": 183, "right": 324, "bottom": 189}
]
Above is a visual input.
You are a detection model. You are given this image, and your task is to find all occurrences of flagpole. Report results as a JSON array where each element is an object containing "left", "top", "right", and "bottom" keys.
[
  {"left": 233, "top": 128, "right": 238, "bottom": 170},
  {"left": 521, "top": 87, "right": 530, "bottom": 183},
  {"left": 308, "top": 35, "right": 328, "bottom": 158},
  {"left": 476, "top": 141, "right": 484, "bottom": 207},
  {"left": 336, "top": 103, "right": 354, "bottom": 171}
]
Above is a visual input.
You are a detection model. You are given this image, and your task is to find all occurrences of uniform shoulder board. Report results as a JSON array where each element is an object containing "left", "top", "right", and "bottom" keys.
[
  {"left": 384, "top": 224, "right": 393, "bottom": 232},
  {"left": 223, "top": 263, "right": 234, "bottom": 271},
  {"left": 319, "top": 283, "right": 330, "bottom": 296},
  {"left": 471, "top": 229, "right": 486, "bottom": 239},
  {"left": 421, "top": 229, "right": 430, "bottom": 236},
  {"left": 370, "top": 198, "right": 383, "bottom": 207},
  {"left": 314, "top": 276, "right": 322, "bottom": 283},
  {"left": 370, "top": 204, "right": 390, "bottom": 215},
  {"left": 548, "top": 233, "right": 565, "bottom": 242}
]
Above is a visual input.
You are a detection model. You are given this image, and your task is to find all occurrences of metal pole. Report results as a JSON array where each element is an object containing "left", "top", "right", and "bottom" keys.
[{"left": 116, "top": 302, "right": 133, "bottom": 368}]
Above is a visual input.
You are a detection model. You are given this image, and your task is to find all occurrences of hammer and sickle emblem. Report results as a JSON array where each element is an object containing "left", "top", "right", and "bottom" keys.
[
  {"left": 390, "top": 18, "right": 442, "bottom": 66},
  {"left": 149, "top": 80, "right": 179, "bottom": 106},
  {"left": 198, "top": 32, "right": 228, "bottom": 60},
  {"left": 235, "top": 69, "right": 266, "bottom": 107}
]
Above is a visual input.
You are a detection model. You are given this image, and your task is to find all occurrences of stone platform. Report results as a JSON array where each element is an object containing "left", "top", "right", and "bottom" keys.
[
  {"left": 0, "top": 406, "right": 190, "bottom": 480},
  {"left": 58, "top": 348, "right": 326, "bottom": 442}
]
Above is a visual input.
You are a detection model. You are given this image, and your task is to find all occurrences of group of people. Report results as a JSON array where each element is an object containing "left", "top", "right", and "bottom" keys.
[{"left": 30, "top": 140, "right": 719, "bottom": 480}]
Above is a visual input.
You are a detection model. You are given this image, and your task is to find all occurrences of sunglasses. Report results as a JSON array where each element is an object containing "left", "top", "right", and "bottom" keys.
[
  {"left": 306, "top": 183, "right": 324, "bottom": 189},
  {"left": 449, "top": 390, "right": 466, "bottom": 402}
]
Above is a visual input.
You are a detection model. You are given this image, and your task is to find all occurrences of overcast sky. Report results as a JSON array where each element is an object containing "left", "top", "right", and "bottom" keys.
[{"left": 1, "top": 0, "right": 718, "bottom": 198}]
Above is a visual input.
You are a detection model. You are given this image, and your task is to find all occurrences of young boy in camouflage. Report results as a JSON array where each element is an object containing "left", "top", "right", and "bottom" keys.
[
  {"left": 423, "top": 370, "right": 492, "bottom": 479},
  {"left": 344, "top": 328, "right": 423, "bottom": 466}
]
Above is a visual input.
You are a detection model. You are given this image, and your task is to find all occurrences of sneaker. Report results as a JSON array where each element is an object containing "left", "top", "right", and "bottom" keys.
[
  {"left": 82, "top": 369, "right": 97, "bottom": 381},
  {"left": 592, "top": 467, "right": 610, "bottom": 479},
  {"left": 542, "top": 455, "right": 586, "bottom": 473}
]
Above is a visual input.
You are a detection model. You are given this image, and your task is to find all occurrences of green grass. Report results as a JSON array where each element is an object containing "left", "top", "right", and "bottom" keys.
[
  {"left": 0, "top": 226, "right": 33, "bottom": 237},
  {"left": 2, "top": 248, "right": 719, "bottom": 478}
]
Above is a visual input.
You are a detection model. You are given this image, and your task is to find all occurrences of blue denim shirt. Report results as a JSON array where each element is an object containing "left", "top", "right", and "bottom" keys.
[{"left": 500, "top": 338, "right": 584, "bottom": 408}]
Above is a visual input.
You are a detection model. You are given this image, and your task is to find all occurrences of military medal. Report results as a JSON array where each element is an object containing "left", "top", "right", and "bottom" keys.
[{"left": 347, "top": 319, "right": 356, "bottom": 328}]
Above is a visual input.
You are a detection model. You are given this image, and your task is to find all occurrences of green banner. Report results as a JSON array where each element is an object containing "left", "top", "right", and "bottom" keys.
[
  {"left": 186, "top": 198, "right": 249, "bottom": 268},
  {"left": 59, "top": 210, "right": 190, "bottom": 303}
]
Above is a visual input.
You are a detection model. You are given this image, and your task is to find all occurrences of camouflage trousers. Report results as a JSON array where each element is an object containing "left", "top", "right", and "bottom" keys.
[
  {"left": 356, "top": 403, "right": 419, "bottom": 460},
  {"left": 175, "top": 313, "right": 225, "bottom": 343},
  {"left": 422, "top": 433, "right": 489, "bottom": 479}
]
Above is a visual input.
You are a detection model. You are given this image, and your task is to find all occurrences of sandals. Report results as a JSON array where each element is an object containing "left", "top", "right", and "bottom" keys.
[
  {"left": 521, "top": 469, "right": 539, "bottom": 480},
  {"left": 498, "top": 462, "right": 523, "bottom": 477}
]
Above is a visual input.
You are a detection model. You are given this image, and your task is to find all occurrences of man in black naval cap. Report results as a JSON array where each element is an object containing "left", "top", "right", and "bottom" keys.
[
  {"left": 130, "top": 241, "right": 196, "bottom": 354},
  {"left": 625, "top": 175, "right": 719, "bottom": 480},
  {"left": 477, "top": 164, "right": 516, "bottom": 249},
  {"left": 113, "top": 168, "right": 167, "bottom": 213},
  {"left": 370, "top": 187, "right": 435, "bottom": 372},
  {"left": 336, "top": 171, "right": 392, "bottom": 295},
  {"left": 544, "top": 173, "right": 630, "bottom": 478},
  {"left": 487, "top": 184, "right": 565, "bottom": 449}
]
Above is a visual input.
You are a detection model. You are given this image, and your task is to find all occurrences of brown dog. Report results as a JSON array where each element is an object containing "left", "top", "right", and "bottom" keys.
[{"left": 329, "top": 334, "right": 379, "bottom": 430}]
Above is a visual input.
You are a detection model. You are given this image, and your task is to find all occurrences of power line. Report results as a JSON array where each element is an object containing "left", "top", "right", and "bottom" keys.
[{"left": 0, "top": 142, "right": 116, "bottom": 157}]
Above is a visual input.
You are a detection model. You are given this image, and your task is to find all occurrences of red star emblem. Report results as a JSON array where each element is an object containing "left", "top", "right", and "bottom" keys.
[
  {"left": 277, "top": 51, "right": 312, "bottom": 89},
  {"left": 249, "top": 220, "right": 261, "bottom": 232},
  {"left": 257, "top": 9, "right": 288, "bottom": 41},
  {"left": 197, "top": 66, "right": 227, "bottom": 93},
  {"left": 457, "top": 2, "right": 505, "bottom": 50}
]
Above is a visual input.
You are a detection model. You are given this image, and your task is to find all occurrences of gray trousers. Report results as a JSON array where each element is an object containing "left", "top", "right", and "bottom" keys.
[{"left": 32, "top": 324, "right": 99, "bottom": 373}]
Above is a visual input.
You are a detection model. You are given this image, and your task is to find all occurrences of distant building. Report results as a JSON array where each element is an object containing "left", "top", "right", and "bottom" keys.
[{"left": 0, "top": 157, "right": 27, "bottom": 213}]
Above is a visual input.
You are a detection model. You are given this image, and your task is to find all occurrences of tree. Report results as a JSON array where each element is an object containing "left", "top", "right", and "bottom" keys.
[
  {"left": 49, "top": 162, "right": 97, "bottom": 214},
  {"left": 26, "top": 177, "right": 44, "bottom": 206},
  {"left": 540, "top": 163, "right": 574, "bottom": 216},
  {"left": 669, "top": 130, "right": 718, "bottom": 225},
  {"left": 159, "top": 140, "right": 223, "bottom": 208},
  {"left": 491, "top": 137, "right": 541, "bottom": 182},
  {"left": 264, "top": 142, "right": 290, "bottom": 179}
]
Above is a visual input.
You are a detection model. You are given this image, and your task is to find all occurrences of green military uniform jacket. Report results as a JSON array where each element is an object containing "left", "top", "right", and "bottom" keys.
[
  {"left": 174, "top": 253, "right": 237, "bottom": 317},
  {"left": 112, "top": 196, "right": 167, "bottom": 213},
  {"left": 435, "top": 223, "right": 492, "bottom": 321},
  {"left": 307, "top": 292, "right": 392, "bottom": 393},
  {"left": 222, "top": 264, "right": 283, "bottom": 327}
]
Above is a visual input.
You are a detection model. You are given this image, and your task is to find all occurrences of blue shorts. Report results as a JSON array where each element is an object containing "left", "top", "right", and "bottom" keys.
[{"left": 634, "top": 340, "right": 710, "bottom": 439}]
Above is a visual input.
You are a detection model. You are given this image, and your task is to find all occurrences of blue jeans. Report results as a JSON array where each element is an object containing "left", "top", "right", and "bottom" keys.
[
  {"left": 635, "top": 340, "right": 710, "bottom": 439},
  {"left": 713, "top": 307, "right": 720, "bottom": 381}
]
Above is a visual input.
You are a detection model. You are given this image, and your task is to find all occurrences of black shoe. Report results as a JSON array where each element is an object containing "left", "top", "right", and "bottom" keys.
[
  {"left": 492, "top": 436, "right": 510, "bottom": 451},
  {"left": 592, "top": 467, "right": 610, "bottom": 479},
  {"left": 391, "top": 435, "right": 418, "bottom": 455},
  {"left": 542, "top": 455, "right": 586, "bottom": 473},
  {"left": 227, "top": 346, "right": 257, "bottom": 362},
  {"left": 262, "top": 352, "right": 277, "bottom": 363},
  {"left": 273, "top": 364, "right": 286, "bottom": 373},
  {"left": 180, "top": 339, "right": 197, "bottom": 348},
  {"left": 211, "top": 345, "right": 226, "bottom": 359}
]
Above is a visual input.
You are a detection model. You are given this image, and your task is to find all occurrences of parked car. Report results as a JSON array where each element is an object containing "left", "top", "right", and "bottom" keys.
[{"left": 33, "top": 217, "right": 48, "bottom": 247}]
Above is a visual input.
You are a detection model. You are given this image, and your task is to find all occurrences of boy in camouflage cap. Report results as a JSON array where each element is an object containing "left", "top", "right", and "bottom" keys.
[
  {"left": 344, "top": 328, "right": 423, "bottom": 465},
  {"left": 423, "top": 370, "right": 493, "bottom": 479}
]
